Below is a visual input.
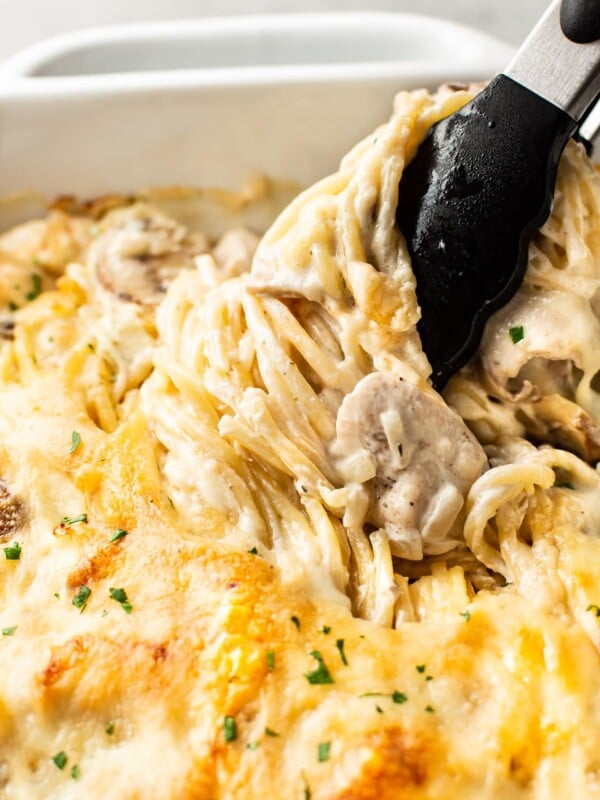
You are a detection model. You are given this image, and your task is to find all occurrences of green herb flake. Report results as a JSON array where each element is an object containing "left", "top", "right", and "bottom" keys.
[
  {"left": 109, "top": 528, "right": 128, "bottom": 543},
  {"left": 248, "top": 547, "right": 258, "bottom": 555},
  {"left": 106, "top": 722, "right": 115, "bottom": 735},
  {"left": 587, "top": 604, "right": 600, "bottom": 617},
  {"left": 54, "top": 592, "right": 60, "bottom": 600},
  {"left": 267, "top": 649, "right": 275, "bottom": 672},
  {"left": 321, "top": 625, "right": 331, "bottom": 634},
  {"left": 3, "top": 541, "right": 21, "bottom": 560},
  {"left": 305, "top": 650, "right": 334, "bottom": 685},
  {"left": 375, "top": 704, "right": 384, "bottom": 714},
  {"left": 416, "top": 664, "right": 426, "bottom": 674},
  {"left": 52, "top": 751, "right": 68, "bottom": 770},
  {"left": 425, "top": 675, "right": 434, "bottom": 681},
  {"left": 335, "top": 638, "right": 348, "bottom": 666},
  {"left": 247, "top": 741, "right": 260, "bottom": 750},
  {"left": 265, "top": 727, "right": 279, "bottom": 737},
  {"left": 460, "top": 610, "right": 471, "bottom": 622},
  {"left": 317, "top": 741, "right": 331, "bottom": 763},
  {"left": 62, "top": 513, "right": 87, "bottom": 525},
  {"left": 291, "top": 615, "right": 301, "bottom": 630},
  {"left": 392, "top": 691, "right": 408, "bottom": 704},
  {"left": 509, "top": 325, "right": 524, "bottom": 344},
  {"left": 7, "top": 301, "right": 18, "bottom": 312},
  {"left": 26, "top": 273, "right": 42, "bottom": 302},
  {"left": 70, "top": 430, "right": 81, "bottom": 454},
  {"left": 425, "top": 705, "right": 436, "bottom": 713},
  {"left": 72, "top": 585, "right": 91, "bottom": 613},
  {"left": 109, "top": 587, "right": 132, "bottom": 614},
  {"left": 71, "top": 764, "right": 80, "bottom": 780},
  {"left": 223, "top": 715, "right": 237, "bottom": 743},
  {"left": 2, "top": 626, "right": 16, "bottom": 636}
]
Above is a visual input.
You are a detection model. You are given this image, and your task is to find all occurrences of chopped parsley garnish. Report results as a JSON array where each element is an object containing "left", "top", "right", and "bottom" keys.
[
  {"left": 267, "top": 649, "right": 275, "bottom": 671},
  {"left": 70, "top": 430, "right": 81, "bottom": 453},
  {"left": 265, "top": 727, "right": 279, "bottom": 737},
  {"left": 52, "top": 751, "right": 67, "bottom": 770},
  {"left": 2, "top": 626, "right": 16, "bottom": 636},
  {"left": 425, "top": 705, "right": 436, "bottom": 713},
  {"left": 25, "top": 273, "right": 42, "bottom": 302},
  {"left": 223, "top": 715, "right": 237, "bottom": 742},
  {"left": 509, "top": 325, "right": 524, "bottom": 344},
  {"left": 375, "top": 704, "right": 384, "bottom": 714},
  {"left": 3, "top": 541, "right": 21, "bottom": 560},
  {"left": 305, "top": 650, "right": 334, "bottom": 685},
  {"left": 248, "top": 547, "right": 258, "bottom": 555},
  {"left": 587, "top": 604, "right": 600, "bottom": 617},
  {"left": 109, "top": 587, "right": 132, "bottom": 614},
  {"left": 71, "top": 764, "right": 80, "bottom": 780},
  {"left": 109, "top": 528, "right": 128, "bottom": 543},
  {"left": 317, "top": 742, "right": 331, "bottom": 763},
  {"left": 72, "top": 585, "right": 91, "bottom": 613},
  {"left": 416, "top": 664, "right": 426, "bottom": 673},
  {"left": 291, "top": 615, "right": 301, "bottom": 630},
  {"left": 106, "top": 722, "right": 115, "bottom": 735},
  {"left": 321, "top": 625, "right": 331, "bottom": 634},
  {"left": 460, "top": 610, "right": 471, "bottom": 622},
  {"left": 7, "top": 301, "right": 18, "bottom": 312},
  {"left": 247, "top": 741, "right": 260, "bottom": 750},
  {"left": 425, "top": 675, "right": 434, "bottom": 681},
  {"left": 392, "top": 691, "right": 408, "bottom": 704},
  {"left": 62, "top": 513, "right": 87, "bottom": 525},
  {"left": 335, "top": 638, "right": 348, "bottom": 666}
]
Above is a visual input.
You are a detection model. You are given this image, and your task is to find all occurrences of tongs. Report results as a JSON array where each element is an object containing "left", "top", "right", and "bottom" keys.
[{"left": 396, "top": 0, "right": 600, "bottom": 390}]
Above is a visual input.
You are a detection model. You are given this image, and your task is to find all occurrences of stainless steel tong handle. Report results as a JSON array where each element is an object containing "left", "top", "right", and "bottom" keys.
[{"left": 505, "top": 0, "right": 600, "bottom": 122}]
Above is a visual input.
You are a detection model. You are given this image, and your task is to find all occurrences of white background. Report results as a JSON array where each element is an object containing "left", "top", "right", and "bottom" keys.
[{"left": 0, "top": 0, "right": 549, "bottom": 61}]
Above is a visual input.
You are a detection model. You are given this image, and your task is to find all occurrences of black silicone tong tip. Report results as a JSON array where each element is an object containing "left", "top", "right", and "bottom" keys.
[
  {"left": 396, "top": 75, "right": 576, "bottom": 391},
  {"left": 396, "top": 0, "right": 600, "bottom": 392}
]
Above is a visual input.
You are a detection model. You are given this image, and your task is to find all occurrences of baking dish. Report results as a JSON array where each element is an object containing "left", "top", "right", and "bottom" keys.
[{"left": 0, "top": 13, "right": 512, "bottom": 212}]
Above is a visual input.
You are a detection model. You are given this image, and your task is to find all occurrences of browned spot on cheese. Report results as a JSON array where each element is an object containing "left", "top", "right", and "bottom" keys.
[
  {"left": 37, "top": 634, "right": 191, "bottom": 715},
  {"left": 66, "top": 543, "right": 123, "bottom": 591},
  {"left": 331, "top": 727, "right": 429, "bottom": 800}
]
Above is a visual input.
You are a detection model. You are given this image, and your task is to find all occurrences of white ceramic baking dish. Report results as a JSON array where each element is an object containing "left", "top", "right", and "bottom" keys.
[{"left": 0, "top": 14, "right": 513, "bottom": 213}]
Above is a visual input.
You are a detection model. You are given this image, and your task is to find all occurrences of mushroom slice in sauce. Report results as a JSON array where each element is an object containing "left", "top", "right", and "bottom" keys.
[
  {"left": 0, "top": 480, "right": 25, "bottom": 541},
  {"left": 89, "top": 204, "right": 208, "bottom": 306},
  {"left": 335, "top": 373, "right": 487, "bottom": 560}
]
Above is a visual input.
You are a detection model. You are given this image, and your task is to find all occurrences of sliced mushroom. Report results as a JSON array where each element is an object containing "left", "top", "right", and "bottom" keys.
[
  {"left": 335, "top": 373, "right": 486, "bottom": 559},
  {"left": 88, "top": 204, "right": 208, "bottom": 305},
  {"left": 0, "top": 480, "right": 25, "bottom": 541}
]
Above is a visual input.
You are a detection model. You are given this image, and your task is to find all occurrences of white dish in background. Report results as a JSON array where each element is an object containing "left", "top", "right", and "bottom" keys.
[{"left": 0, "top": 14, "right": 513, "bottom": 209}]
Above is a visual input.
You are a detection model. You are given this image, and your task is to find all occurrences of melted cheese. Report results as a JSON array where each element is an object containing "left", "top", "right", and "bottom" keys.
[{"left": 0, "top": 86, "right": 600, "bottom": 798}]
